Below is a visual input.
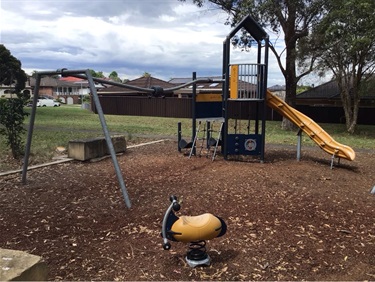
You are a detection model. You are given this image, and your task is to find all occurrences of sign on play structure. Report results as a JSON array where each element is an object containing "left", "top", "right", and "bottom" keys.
[{"left": 244, "top": 139, "right": 257, "bottom": 151}]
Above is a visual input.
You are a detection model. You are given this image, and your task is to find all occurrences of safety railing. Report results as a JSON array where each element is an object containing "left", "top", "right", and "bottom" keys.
[{"left": 229, "top": 64, "right": 266, "bottom": 100}]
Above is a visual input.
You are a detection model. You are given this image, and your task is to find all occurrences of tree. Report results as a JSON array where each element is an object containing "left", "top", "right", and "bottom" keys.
[
  {"left": 180, "top": 0, "right": 326, "bottom": 129},
  {"left": 0, "top": 44, "right": 28, "bottom": 159},
  {"left": 314, "top": 0, "right": 375, "bottom": 133},
  {"left": 109, "top": 71, "right": 122, "bottom": 83},
  {"left": 89, "top": 69, "right": 105, "bottom": 78}
]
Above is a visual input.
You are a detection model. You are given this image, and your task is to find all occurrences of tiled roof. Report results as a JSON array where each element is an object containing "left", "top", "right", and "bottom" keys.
[
  {"left": 297, "top": 77, "right": 375, "bottom": 100},
  {"left": 168, "top": 77, "right": 192, "bottom": 84},
  {"left": 269, "top": 84, "right": 286, "bottom": 91},
  {"left": 297, "top": 80, "right": 340, "bottom": 99},
  {"left": 59, "top": 76, "right": 84, "bottom": 82},
  {"left": 127, "top": 76, "right": 175, "bottom": 89},
  {"left": 169, "top": 76, "right": 223, "bottom": 92},
  {"left": 169, "top": 76, "right": 221, "bottom": 83},
  {"left": 99, "top": 76, "right": 175, "bottom": 93},
  {"left": 29, "top": 77, "right": 78, "bottom": 87}
]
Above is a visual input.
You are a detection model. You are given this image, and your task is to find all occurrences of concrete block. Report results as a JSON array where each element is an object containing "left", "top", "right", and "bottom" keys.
[
  {"left": 68, "top": 137, "right": 104, "bottom": 161},
  {"left": 0, "top": 248, "right": 48, "bottom": 281},
  {"left": 104, "top": 135, "right": 127, "bottom": 155},
  {"left": 68, "top": 135, "right": 127, "bottom": 161}
]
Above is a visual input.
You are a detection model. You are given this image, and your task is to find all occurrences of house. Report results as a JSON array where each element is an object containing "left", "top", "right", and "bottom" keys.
[
  {"left": 169, "top": 76, "right": 223, "bottom": 98},
  {"left": 296, "top": 79, "right": 375, "bottom": 124},
  {"left": 268, "top": 84, "right": 286, "bottom": 99},
  {"left": 0, "top": 80, "right": 32, "bottom": 99},
  {"left": 296, "top": 79, "right": 375, "bottom": 107},
  {"left": 28, "top": 76, "right": 81, "bottom": 104},
  {"left": 98, "top": 76, "right": 175, "bottom": 96},
  {"left": 28, "top": 76, "right": 105, "bottom": 104}
]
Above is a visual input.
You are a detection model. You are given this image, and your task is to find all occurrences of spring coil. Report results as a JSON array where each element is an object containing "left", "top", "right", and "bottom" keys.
[{"left": 187, "top": 240, "right": 207, "bottom": 260}]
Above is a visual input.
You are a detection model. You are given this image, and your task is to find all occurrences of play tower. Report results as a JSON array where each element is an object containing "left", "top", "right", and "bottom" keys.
[{"left": 221, "top": 15, "right": 270, "bottom": 161}]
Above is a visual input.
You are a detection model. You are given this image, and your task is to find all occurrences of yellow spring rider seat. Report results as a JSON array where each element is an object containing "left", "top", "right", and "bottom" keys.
[{"left": 161, "top": 195, "right": 227, "bottom": 267}]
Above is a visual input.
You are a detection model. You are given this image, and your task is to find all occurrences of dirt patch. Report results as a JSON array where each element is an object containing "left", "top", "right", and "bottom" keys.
[{"left": 1, "top": 140, "right": 374, "bottom": 281}]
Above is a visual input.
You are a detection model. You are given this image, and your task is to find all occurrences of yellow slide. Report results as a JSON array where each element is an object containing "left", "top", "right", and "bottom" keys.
[{"left": 266, "top": 90, "right": 355, "bottom": 161}]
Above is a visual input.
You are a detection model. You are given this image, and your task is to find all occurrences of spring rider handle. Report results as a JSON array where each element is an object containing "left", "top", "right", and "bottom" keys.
[{"left": 161, "top": 195, "right": 180, "bottom": 250}]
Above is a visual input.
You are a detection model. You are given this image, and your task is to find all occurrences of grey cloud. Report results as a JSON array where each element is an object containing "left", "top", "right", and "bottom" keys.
[
  {"left": 2, "top": 0, "right": 179, "bottom": 26},
  {"left": 2, "top": 0, "right": 285, "bottom": 85}
]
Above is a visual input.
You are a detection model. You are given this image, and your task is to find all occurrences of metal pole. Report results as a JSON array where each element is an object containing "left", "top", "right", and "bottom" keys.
[
  {"left": 67, "top": 72, "right": 223, "bottom": 94},
  {"left": 260, "top": 37, "right": 270, "bottom": 163},
  {"left": 206, "top": 121, "right": 211, "bottom": 149},
  {"left": 22, "top": 74, "right": 41, "bottom": 184},
  {"left": 297, "top": 129, "right": 302, "bottom": 161},
  {"left": 192, "top": 72, "right": 197, "bottom": 156},
  {"left": 223, "top": 38, "right": 230, "bottom": 159},
  {"left": 85, "top": 69, "right": 131, "bottom": 208},
  {"left": 177, "top": 122, "right": 182, "bottom": 152}
]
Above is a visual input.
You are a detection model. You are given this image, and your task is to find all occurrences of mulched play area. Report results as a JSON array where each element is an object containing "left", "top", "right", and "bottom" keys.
[{"left": 0, "top": 139, "right": 374, "bottom": 280}]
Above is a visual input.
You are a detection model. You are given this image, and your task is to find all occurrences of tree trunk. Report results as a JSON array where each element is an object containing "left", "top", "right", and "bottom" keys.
[
  {"left": 281, "top": 33, "right": 298, "bottom": 131},
  {"left": 339, "top": 75, "right": 360, "bottom": 134},
  {"left": 346, "top": 90, "right": 360, "bottom": 134}
]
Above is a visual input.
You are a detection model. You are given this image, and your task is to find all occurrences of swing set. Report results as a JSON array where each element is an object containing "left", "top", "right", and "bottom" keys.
[{"left": 22, "top": 70, "right": 223, "bottom": 208}]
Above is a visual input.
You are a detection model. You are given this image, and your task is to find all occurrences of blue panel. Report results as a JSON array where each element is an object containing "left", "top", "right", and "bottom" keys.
[
  {"left": 226, "top": 134, "right": 263, "bottom": 155},
  {"left": 195, "top": 102, "right": 222, "bottom": 119}
]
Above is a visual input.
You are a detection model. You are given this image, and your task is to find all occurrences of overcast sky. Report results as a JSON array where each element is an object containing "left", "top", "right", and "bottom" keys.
[{"left": 0, "top": 0, "right": 325, "bottom": 86}]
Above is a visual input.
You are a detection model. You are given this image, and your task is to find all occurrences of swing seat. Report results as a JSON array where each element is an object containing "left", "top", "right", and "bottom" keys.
[
  {"left": 168, "top": 213, "right": 226, "bottom": 243},
  {"left": 208, "top": 137, "right": 222, "bottom": 147},
  {"left": 179, "top": 139, "right": 193, "bottom": 149}
]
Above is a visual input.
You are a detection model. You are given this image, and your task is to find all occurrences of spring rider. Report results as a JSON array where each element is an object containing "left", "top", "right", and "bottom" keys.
[{"left": 161, "top": 195, "right": 227, "bottom": 267}]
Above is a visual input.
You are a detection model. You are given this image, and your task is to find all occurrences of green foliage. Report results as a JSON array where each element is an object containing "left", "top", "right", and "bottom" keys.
[
  {"left": 89, "top": 69, "right": 105, "bottom": 78},
  {"left": 296, "top": 85, "right": 312, "bottom": 94},
  {"left": 0, "top": 44, "right": 28, "bottom": 159},
  {"left": 82, "top": 95, "right": 91, "bottom": 103},
  {"left": 360, "top": 78, "right": 375, "bottom": 97},
  {"left": 109, "top": 71, "right": 118, "bottom": 77},
  {"left": 313, "top": 0, "right": 375, "bottom": 133},
  {"left": 0, "top": 98, "right": 28, "bottom": 159},
  {"left": 0, "top": 45, "right": 27, "bottom": 92},
  {"left": 109, "top": 70, "right": 123, "bottom": 82},
  {"left": 315, "top": 0, "right": 375, "bottom": 71}
]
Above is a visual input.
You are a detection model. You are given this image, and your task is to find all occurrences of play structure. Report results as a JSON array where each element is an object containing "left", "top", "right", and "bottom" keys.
[
  {"left": 178, "top": 15, "right": 355, "bottom": 167},
  {"left": 178, "top": 15, "right": 269, "bottom": 162},
  {"left": 161, "top": 195, "right": 226, "bottom": 267}
]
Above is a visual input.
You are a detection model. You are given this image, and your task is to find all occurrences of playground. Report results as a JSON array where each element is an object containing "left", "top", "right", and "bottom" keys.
[
  {"left": 1, "top": 13, "right": 373, "bottom": 280},
  {"left": 1, "top": 140, "right": 374, "bottom": 280}
]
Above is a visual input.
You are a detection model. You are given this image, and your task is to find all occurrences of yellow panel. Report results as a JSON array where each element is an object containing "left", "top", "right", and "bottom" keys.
[
  {"left": 230, "top": 65, "right": 238, "bottom": 99},
  {"left": 196, "top": 93, "right": 222, "bottom": 102}
]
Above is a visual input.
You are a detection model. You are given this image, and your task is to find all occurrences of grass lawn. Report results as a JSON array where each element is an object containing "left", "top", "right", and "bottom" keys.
[{"left": 0, "top": 105, "right": 374, "bottom": 171}]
